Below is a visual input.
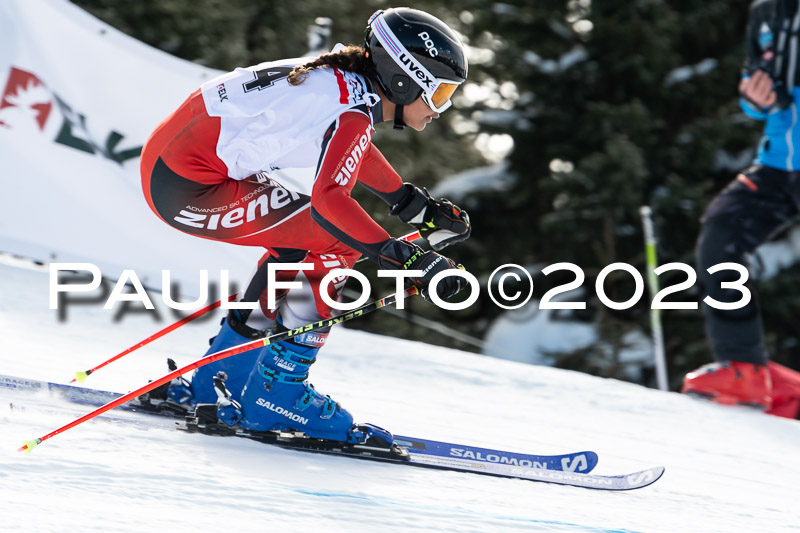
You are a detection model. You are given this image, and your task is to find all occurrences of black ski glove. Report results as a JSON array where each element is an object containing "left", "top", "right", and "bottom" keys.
[
  {"left": 378, "top": 239, "right": 466, "bottom": 302},
  {"left": 389, "top": 184, "right": 471, "bottom": 251}
]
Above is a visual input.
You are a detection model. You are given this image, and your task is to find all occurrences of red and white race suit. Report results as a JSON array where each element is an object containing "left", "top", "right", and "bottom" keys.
[{"left": 140, "top": 58, "right": 403, "bottom": 326}]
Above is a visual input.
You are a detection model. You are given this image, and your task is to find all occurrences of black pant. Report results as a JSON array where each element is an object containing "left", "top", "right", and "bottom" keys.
[{"left": 697, "top": 165, "right": 800, "bottom": 364}]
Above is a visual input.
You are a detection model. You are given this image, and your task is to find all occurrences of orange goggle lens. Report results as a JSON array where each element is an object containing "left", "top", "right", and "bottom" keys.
[{"left": 431, "top": 82, "right": 459, "bottom": 109}]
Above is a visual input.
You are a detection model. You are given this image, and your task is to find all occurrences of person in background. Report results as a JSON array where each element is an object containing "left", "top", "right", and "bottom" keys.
[{"left": 684, "top": 0, "right": 800, "bottom": 418}]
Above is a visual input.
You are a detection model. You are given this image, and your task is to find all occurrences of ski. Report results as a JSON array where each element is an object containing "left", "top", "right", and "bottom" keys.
[
  {"left": 391, "top": 435, "right": 596, "bottom": 473},
  {"left": 0, "top": 373, "right": 599, "bottom": 474},
  {"left": 0, "top": 373, "right": 176, "bottom": 416},
  {"left": 178, "top": 417, "right": 663, "bottom": 491},
  {"left": 1, "top": 373, "right": 126, "bottom": 407}
]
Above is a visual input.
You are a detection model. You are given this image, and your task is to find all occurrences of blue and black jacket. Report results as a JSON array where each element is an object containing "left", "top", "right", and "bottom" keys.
[{"left": 741, "top": 0, "right": 800, "bottom": 171}]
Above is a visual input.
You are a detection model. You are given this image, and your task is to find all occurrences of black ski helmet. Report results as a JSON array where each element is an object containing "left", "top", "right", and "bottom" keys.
[{"left": 364, "top": 8, "right": 468, "bottom": 113}]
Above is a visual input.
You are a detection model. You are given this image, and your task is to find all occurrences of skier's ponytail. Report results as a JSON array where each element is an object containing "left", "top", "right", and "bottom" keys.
[{"left": 288, "top": 45, "right": 372, "bottom": 85}]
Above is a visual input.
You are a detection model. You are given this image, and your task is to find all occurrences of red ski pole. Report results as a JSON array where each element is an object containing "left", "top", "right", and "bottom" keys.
[
  {"left": 21, "top": 286, "right": 418, "bottom": 453},
  {"left": 69, "top": 230, "right": 422, "bottom": 383},
  {"left": 70, "top": 293, "right": 238, "bottom": 383}
]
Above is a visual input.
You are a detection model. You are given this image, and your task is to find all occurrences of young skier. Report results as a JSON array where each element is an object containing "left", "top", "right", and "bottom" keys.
[
  {"left": 139, "top": 8, "right": 472, "bottom": 442},
  {"left": 683, "top": 0, "right": 800, "bottom": 417}
]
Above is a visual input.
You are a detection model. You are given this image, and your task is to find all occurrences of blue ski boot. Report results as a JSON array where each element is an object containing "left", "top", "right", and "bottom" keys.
[
  {"left": 186, "top": 310, "right": 267, "bottom": 405},
  {"left": 237, "top": 327, "right": 353, "bottom": 441},
  {"left": 190, "top": 369, "right": 394, "bottom": 450},
  {"left": 214, "top": 324, "right": 392, "bottom": 445}
]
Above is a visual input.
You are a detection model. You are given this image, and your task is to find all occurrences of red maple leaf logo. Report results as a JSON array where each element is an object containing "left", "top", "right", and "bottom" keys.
[{"left": 0, "top": 67, "right": 53, "bottom": 131}]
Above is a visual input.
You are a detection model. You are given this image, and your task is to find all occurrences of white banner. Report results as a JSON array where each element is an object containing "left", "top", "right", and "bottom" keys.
[{"left": 0, "top": 0, "right": 264, "bottom": 298}]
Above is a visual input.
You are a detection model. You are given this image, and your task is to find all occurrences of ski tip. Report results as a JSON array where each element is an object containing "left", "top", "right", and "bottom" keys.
[
  {"left": 74, "top": 371, "right": 89, "bottom": 384},
  {"left": 647, "top": 465, "right": 666, "bottom": 485},
  {"left": 623, "top": 465, "right": 665, "bottom": 489},
  {"left": 19, "top": 439, "right": 38, "bottom": 453},
  {"left": 583, "top": 450, "right": 599, "bottom": 471}
]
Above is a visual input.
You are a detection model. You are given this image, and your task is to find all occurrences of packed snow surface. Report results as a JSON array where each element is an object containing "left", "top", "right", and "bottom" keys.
[{"left": 1, "top": 257, "right": 799, "bottom": 532}]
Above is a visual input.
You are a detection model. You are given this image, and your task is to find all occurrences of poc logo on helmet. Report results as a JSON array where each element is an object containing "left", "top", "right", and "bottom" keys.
[{"left": 418, "top": 32, "right": 439, "bottom": 57}]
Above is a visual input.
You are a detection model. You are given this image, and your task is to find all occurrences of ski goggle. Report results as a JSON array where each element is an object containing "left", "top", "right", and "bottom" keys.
[{"left": 421, "top": 79, "right": 461, "bottom": 113}]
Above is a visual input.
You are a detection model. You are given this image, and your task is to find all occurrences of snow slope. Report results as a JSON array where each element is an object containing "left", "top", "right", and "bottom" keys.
[{"left": 1, "top": 257, "right": 799, "bottom": 533}]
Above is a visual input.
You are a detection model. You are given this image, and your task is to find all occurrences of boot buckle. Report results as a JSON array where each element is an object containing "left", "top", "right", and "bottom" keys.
[{"left": 320, "top": 395, "right": 337, "bottom": 420}]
